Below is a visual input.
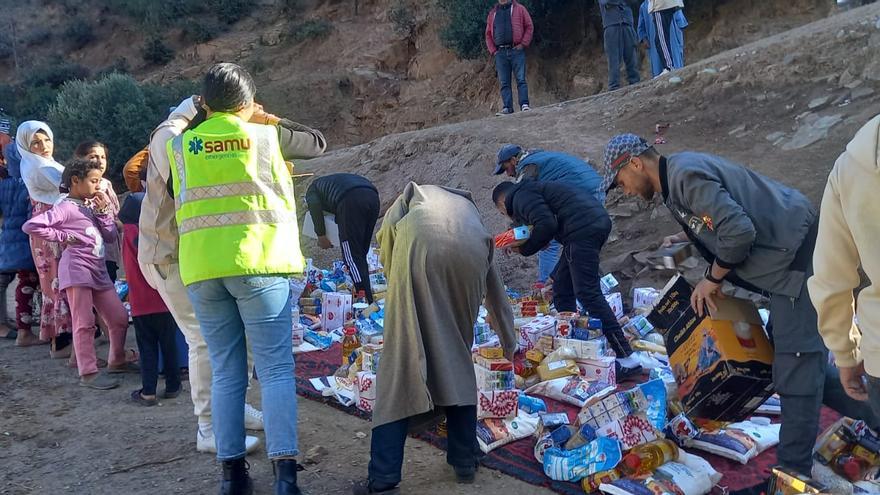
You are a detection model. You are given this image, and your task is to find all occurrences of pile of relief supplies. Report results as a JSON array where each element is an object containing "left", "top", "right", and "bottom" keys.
[
  {"left": 470, "top": 270, "right": 880, "bottom": 495},
  {"left": 289, "top": 247, "right": 880, "bottom": 494}
]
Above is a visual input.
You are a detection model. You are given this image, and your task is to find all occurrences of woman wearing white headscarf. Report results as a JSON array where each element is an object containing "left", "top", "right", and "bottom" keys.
[{"left": 16, "top": 121, "right": 72, "bottom": 355}]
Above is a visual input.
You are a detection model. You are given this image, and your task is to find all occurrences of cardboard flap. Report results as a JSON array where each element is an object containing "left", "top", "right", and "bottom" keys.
[{"left": 708, "top": 296, "right": 763, "bottom": 326}]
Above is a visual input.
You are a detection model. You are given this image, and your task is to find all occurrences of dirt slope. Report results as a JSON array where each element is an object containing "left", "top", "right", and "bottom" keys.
[
  {"left": 1, "top": 0, "right": 840, "bottom": 148},
  {"left": 296, "top": 2, "right": 880, "bottom": 294}
]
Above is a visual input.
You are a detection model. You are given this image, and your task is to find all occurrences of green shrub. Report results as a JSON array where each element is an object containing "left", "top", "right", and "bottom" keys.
[
  {"left": 288, "top": 19, "right": 333, "bottom": 43},
  {"left": 49, "top": 73, "right": 198, "bottom": 188},
  {"left": 22, "top": 27, "right": 52, "bottom": 47},
  {"left": 142, "top": 37, "right": 174, "bottom": 65},
  {"left": 65, "top": 20, "right": 96, "bottom": 50},
  {"left": 214, "top": 0, "right": 255, "bottom": 24},
  {"left": 23, "top": 60, "right": 90, "bottom": 89},
  {"left": 438, "top": 0, "right": 491, "bottom": 59}
]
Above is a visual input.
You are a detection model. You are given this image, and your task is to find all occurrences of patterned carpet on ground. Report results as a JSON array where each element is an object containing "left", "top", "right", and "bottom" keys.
[{"left": 294, "top": 343, "right": 838, "bottom": 495}]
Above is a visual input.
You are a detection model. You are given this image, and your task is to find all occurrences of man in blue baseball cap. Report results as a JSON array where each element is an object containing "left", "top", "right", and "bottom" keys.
[
  {"left": 494, "top": 143, "right": 605, "bottom": 283},
  {"left": 603, "top": 132, "right": 878, "bottom": 477}
]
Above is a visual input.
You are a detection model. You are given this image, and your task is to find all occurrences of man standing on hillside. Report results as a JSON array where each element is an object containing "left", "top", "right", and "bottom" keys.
[
  {"left": 602, "top": 133, "right": 877, "bottom": 476},
  {"left": 492, "top": 144, "right": 604, "bottom": 283},
  {"left": 638, "top": 0, "right": 688, "bottom": 77},
  {"left": 599, "top": 0, "right": 641, "bottom": 91},
  {"left": 485, "top": 0, "right": 534, "bottom": 116},
  {"left": 809, "top": 115, "right": 880, "bottom": 418}
]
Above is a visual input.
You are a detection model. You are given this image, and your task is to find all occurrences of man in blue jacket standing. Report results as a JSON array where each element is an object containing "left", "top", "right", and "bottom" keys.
[
  {"left": 493, "top": 144, "right": 604, "bottom": 283},
  {"left": 638, "top": 0, "right": 688, "bottom": 77},
  {"left": 599, "top": 0, "right": 641, "bottom": 91}
]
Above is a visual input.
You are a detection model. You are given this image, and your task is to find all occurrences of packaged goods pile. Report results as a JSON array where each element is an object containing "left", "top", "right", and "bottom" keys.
[{"left": 291, "top": 255, "right": 876, "bottom": 495}]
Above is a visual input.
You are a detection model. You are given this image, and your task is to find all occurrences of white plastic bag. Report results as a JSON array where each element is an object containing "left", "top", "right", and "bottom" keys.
[{"left": 476, "top": 411, "right": 539, "bottom": 453}]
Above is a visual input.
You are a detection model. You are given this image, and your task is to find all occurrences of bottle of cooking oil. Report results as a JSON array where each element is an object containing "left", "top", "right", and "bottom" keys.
[
  {"left": 341, "top": 326, "right": 361, "bottom": 366},
  {"left": 618, "top": 439, "right": 679, "bottom": 476}
]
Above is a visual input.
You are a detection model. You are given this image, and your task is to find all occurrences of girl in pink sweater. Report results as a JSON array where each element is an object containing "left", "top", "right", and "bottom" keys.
[{"left": 23, "top": 159, "right": 135, "bottom": 390}]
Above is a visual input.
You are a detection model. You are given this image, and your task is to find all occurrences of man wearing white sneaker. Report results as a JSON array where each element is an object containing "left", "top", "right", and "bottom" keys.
[
  {"left": 140, "top": 96, "right": 323, "bottom": 455},
  {"left": 485, "top": 0, "right": 533, "bottom": 116}
]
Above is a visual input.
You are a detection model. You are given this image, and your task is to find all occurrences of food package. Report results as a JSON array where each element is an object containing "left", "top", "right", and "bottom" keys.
[
  {"left": 622, "top": 314, "right": 655, "bottom": 340},
  {"left": 556, "top": 312, "right": 578, "bottom": 338},
  {"left": 304, "top": 330, "right": 332, "bottom": 350},
  {"left": 535, "top": 335, "right": 556, "bottom": 355},
  {"left": 648, "top": 275, "right": 774, "bottom": 421},
  {"left": 478, "top": 346, "right": 505, "bottom": 359},
  {"left": 357, "top": 397, "right": 375, "bottom": 413},
  {"left": 534, "top": 432, "right": 556, "bottom": 463},
  {"left": 599, "top": 461, "right": 713, "bottom": 495},
  {"left": 361, "top": 343, "right": 383, "bottom": 374},
  {"left": 555, "top": 337, "right": 606, "bottom": 360},
  {"left": 321, "top": 291, "right": 352, "bottom": 332},
  {"left": 478, "top": 389, "right": 519, "bottom": 420},
  {"left": 474, "top": 355, "right": 513, "bottom": 371},
  {"left": 519, "top": 316, "right": 557, "bottom": 352},
  {"left": 578, "top": 380, "right": 666, "bottom": 430},
  {"left": 600, "top": 274, "right": 620, "bottom": 295},
  {"left": 575, "top": 356, "right": 616, "bottom": 386},
  {"left": 354, "top": 371, "right": 377, "bottom": 401},
  {"left": 687, "top": 428, "right": 758, "bottom": 464},
  {"left": 666, "top": 413, "right": 700, "bottom": 446},
  {"left": 494, "top": 225, "right": 531, "bottom": 248},
  {"left": 579, "top": 380, "right": 666, "bottom": 450},
  {"left": 678, "top": 450, "right": 722, "bottom": 484},
  {"left": 475, "top": 363, "right": 516, "bottom": 390},
  {"left": 518, "top": 394, "right": 547, "bottom": 415},
  {"left": 537, "top": 359, "right": 580, "bottom": 381},
  {"left": 526, "top": 376, "right": 616, "bottom": 408},
  {"left": 474, "top": 320, "right": 495, "bottom": 346},
  {"left": 542, "top": 437, "right": 622, "bottom": 482},
  {"left": 535, "top": 411, "right": 571, "bottom": 439},
  {"left": 477, "top": 411, "right": 539, "bottom": 453},
  {"left": 604, "top": 292, "right": 624, "bottom": 319},
  {"left": 632, "top": 287, "right": 662, "bottom": 310},
  {"left": 726, "top": 417, "right": 780, "bottom": 454}
]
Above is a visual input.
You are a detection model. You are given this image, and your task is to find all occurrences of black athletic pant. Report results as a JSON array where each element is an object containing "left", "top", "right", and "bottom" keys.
[
  {"left": 133, "top": 312, "right": 181, "bottom": 397},
  {"left": 551, "top": 230, "right": 633, "bottom": 358},
  {"left": 336, "top": 188, "right": 381, "bottom": 303},
  {"left": 653, "top": 8, "right": 679, "bottom": 72}
]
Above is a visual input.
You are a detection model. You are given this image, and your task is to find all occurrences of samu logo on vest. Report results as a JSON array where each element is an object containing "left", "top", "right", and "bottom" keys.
[{"left": 188, "top": 136, "right": 251, "bottom": 156}]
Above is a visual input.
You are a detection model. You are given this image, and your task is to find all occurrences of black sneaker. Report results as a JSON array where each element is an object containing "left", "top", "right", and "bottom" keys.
[
  {"left": 615, "top": 362, "right": 644, "bottom": 382},
  {"left": 454, "top": 465, "right": 476, "bottom": 484}
]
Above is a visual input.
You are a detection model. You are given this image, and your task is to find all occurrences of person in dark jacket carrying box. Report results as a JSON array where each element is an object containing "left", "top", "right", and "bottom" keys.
[
  {"left": 491, "top": 180, "right": 641, "bottom": 378},
  {"left": 602, "top": 132, "right": 877, "bottom": 476},
  {"left": 305, "top": 173, "right": 380, "bottom": 303}
]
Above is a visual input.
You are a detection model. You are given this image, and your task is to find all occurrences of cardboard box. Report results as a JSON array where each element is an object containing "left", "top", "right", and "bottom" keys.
[
  {"left": 321, "top": 292, "right": 352, "bottom": 332},
  {"left": 660, "top": 243, "right": 693, "bottom": 269},
  {"left": 632, "top": 287, "right": 662, "bottom": 310},
  {"left": 604, "top": 293, "right": 624, "bottom": 319},
  {"left": 600, "top": 274, "right": 619, "bottom": 295},
  {"left": 766, "top": 467, "right": 828, "bottom": 495},
  {"left": 474, "top": 364, "right": 515, "bottom": 390},
  {"left": 575, "top": 356, "right": 616, "bottom": 385},
  {"left": 647, "top": 276, "right": 774, "bottom": 422},
  {"left": 622, "top": 314, "right": 655, "bottom": 339},
  {"left": 518, "top": 316, "right": 557, "bottom": 351},
  {"left": 554, "top": 337, "right": 606, "bottom": 360},
  {"left": 474, "top": 355, "right": 514, "bottom": 371},
  {"left": 479, "top": 346, "right": 505, "bottom": 359}
]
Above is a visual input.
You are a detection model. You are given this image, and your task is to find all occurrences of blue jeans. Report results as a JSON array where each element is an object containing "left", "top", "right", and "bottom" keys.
[
  {"left": 494, "top": 48, "right": 529, "bottom": 110},
  {"left": 537, "top": 240, "right": 561, "bottom": 283},
  {"left": 604, "top": 24, "right": 640, "bottom": 90},
  {"left": 187, "top": 275, "right": 298, "bottom": 461}
]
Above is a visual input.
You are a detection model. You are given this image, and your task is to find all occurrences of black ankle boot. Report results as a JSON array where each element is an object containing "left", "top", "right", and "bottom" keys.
[
  {"left": 274, "top": 459, "right": 302, "bottom": 495},
  {"left": 219, "top": 458, "right": 253, "bottom": 495}
]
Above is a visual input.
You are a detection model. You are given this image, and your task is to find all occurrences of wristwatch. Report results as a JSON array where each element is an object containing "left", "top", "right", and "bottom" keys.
[{"left": 704, "top": 265, "right": 724, "bottom": 284}]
